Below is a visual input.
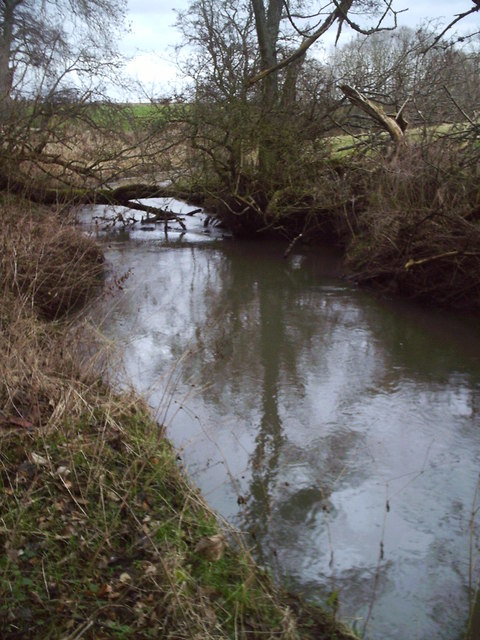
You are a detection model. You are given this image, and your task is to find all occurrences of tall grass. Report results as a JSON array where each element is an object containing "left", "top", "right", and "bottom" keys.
[
  {"left": 1, "top": 199, "right": 104, "bottom": 320},
  {"left": 344, "top": 137, "right": 480, "bottom": 309}
]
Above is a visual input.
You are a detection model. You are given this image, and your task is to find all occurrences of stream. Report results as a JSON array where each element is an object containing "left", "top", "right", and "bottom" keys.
[{"left": 81, "top": 198, "right": 480, "bottom": 640}]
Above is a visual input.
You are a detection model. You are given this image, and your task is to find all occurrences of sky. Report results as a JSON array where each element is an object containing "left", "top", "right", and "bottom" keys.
[{"left": 120, "top": 0, "right": 479, "bottom": 98}]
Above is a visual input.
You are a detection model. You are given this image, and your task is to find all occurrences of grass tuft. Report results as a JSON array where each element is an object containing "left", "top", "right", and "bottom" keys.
[{"left": 0, "top": 199, "right": 104, "bottom": 319}]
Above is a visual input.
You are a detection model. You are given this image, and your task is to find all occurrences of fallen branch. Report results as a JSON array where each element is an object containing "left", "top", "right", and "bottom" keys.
[
  {"left": 405, "top": 250, "right": 480, "bottom": 270},
  {"left": 339, "top": 84, "right": 407, "bottom": 151},
  {"left": 0, "top": 171, "right": 188, "bottom": 219}
]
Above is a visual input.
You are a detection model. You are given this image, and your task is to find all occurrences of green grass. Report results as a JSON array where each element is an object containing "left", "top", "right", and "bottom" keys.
[
  {"left": 13, "top": 100, "right": 184, "bottom": 134},
  {"left": 97, "top": 102, "right": 188, "bottom": 132},
  {"left": 325, "top": 121, "right": 473, "bottom": 159},
  {"left": 0, "top": 396, "right": 356, "bottom": 639}
]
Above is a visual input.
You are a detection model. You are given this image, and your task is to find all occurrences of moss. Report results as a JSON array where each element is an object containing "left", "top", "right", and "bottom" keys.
[{"left": 0, "top": 402, "right": 356, "bottom": 639}]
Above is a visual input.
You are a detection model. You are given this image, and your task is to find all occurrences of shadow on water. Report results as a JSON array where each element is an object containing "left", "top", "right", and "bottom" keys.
[{"left": 89, "top": 223, "right": 480, "bottom": 640}]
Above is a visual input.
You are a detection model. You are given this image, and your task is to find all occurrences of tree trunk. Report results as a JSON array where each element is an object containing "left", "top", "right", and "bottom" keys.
[
  {"left": 251, "top": 0, "right": 282, "bottom": 108},
  {"left": 0, "top": 0, "right": 21, "bottom": 117},
  {"left": 280, "top": 55, "right": 305, "bottom": 108},
  {"left": 250, "top": 0, "right": 284, "bottom": 178},
  {"left": 0, "top": 171, "right": 173, "bottom": 208}
]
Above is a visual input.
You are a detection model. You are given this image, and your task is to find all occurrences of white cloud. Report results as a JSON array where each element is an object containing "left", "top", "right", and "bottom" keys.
[
  {"left": 396, "top": 0, "right": 479, "bottom": 31},
  {"left": 119, "top": 0, "right": 480, "bottom": 99},
  {"left": 123, "top": 0, "right": 186, "bottom": 55},
  {"left": 116, "top": 0, "right": 190, "bottom": 97},
  {"left": 123, "top": 52, "right": 181, "bottom": 98}
]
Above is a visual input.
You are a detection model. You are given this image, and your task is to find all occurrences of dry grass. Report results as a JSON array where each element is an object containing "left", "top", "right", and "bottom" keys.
[
  {"left": 341, "top": 140, "right": 480, "bottom": 309},
  {"left": 0, "top": 199, "right": 104, "bottom": 319},
  {"left": 1, "top": 103, "right": 187, "bottom": 195}
]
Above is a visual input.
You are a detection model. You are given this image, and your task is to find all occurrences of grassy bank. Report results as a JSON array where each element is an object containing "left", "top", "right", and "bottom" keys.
[
  {"left": 341, "top": 138, "right": 480, "bottom": 310},
  {"left": 0, "top": 198, "right": 356, "bottom": 639}
]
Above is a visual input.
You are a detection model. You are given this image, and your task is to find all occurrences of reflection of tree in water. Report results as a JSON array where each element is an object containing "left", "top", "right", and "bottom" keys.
[
  {"left": 247, "top": 282, "right": 284, "bottom": 564},
  {"left": 180, "top": 243, "right": 325, "bottom": 402},
  {"left": 178, "top": 243, "right": 350, "bottom": 561},
  {"left": 101, "top": 239, "right": 480, "bottom": 640}
]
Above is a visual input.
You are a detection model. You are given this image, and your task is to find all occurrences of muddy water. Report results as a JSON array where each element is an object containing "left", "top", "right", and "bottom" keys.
[{"left": 84, "top": 200, "right": 480, "bottom": 639}]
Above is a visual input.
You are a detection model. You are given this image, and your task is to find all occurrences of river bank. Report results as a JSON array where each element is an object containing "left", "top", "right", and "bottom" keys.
[
  {"left": 0, "top": 197, "right": 356, "bottom": 639},
  {"left": 170, "top": 137, "right": 480, "bottom": 314}
]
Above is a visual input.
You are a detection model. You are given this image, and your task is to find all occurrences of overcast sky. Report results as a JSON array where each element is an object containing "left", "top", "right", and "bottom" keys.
[{"left": 120, "top": 0, "right": 479, "bottom": 98}]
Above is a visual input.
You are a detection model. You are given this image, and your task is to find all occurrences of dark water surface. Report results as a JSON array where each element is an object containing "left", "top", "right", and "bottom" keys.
[{"left": 83, "top": 200, "right": 480, "bottom": 639}]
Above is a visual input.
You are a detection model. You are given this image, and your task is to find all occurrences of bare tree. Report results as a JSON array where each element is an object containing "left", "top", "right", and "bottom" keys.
[
  {"left": 248, "top": 1, "right": 398, "bottom": 167},
  {"left": 0, "top": 0, "right": 167, "bottom": 211},
  {"left": 177, "top": 0, "right": 400, "bottom": 184},
  {"left": 0, "top": 0, "right": 201, "bottom": 228},
  {"left": 331, "top": 27, "right": 480, "bottom": 122},
  {"left": 249, "top": 0, "right": 398, "bottom": 89},
  {"left": 175, "top": 0, "right": 258, "bottom": 191},
  {"left": 0, "top": 0, "right": 126, "bottom": 113}
]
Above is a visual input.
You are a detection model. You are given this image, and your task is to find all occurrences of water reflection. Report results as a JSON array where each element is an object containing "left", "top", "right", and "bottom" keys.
[{"left": 93, "top": 235, "right": 480, "bottom": 640}]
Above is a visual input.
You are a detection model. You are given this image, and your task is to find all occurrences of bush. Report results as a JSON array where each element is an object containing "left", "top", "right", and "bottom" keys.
[
  {"left": 345, "top": 139, "right": 480, "bottom": 310},
  {"left": 0, "top": 201, "right": 104, "bottom": 319}
]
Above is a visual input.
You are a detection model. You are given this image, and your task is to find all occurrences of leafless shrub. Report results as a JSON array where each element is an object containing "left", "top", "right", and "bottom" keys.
[
  {"left": 0, "top": 201, "right": 104, "bottom": 319},
  {"left": 346, "top": 137, "right": 480, "bottom": 309}
]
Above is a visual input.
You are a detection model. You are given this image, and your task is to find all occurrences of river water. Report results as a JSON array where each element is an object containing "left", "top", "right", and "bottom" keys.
[{"left": 82, "top": 199, "right": 480, "bottom": 639}]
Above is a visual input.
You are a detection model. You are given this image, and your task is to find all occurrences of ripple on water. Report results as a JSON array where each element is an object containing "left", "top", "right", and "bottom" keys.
[{"left": 85, "top": 218, "right": 480, "bottom": 640}]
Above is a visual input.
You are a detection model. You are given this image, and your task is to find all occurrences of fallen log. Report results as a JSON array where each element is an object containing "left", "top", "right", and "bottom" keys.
[
  {"left": 0, "top": 172, "right": 189, "bottom": 222},
  {"left": 0, "top": 173, "right": 171, "bottom": 206}
]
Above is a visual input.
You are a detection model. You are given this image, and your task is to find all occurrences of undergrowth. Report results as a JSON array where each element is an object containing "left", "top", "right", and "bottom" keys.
[
  {"left": 0, "top": 198, "right": 104, "bottom": 320},
  {"left": 0, "top": 197, "right": 356, "bottom": 639},
  {"left": 344, "top": 139, "right": 480, "bottom": 310}
]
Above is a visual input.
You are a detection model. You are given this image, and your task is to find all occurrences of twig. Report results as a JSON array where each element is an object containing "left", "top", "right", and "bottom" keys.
[
  {"left": 424, "top": 4, "right": 480, "bottom": 53},
  {"left": 362, "top": 482, "right": 390, "bottom": 637},
  {"left": 61, "top": 619, "right": 94, "bottom": 640},
  {"left": 405, "top": 251, "right": 480, "bottom": 270},
  {"left": 443, "top": 86, "right": 476, "bottom": 126},
  {"left": 283, "top": 233, "right": 303, "bottom": 259}
]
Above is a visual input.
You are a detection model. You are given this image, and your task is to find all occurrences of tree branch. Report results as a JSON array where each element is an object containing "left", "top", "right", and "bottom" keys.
[
  {"left": 248, "top": 0, "right": 354, "bottom": 86},
  {"left": 339, "top": 83, "right": 407, "bottom": 148},
  {"left": 424, "top": 2, "right": 480, "bottom": 52}
]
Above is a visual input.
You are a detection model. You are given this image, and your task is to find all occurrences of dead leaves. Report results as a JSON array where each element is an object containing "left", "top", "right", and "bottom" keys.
[
  {"left": 30, "top": 452, "right": 48, "bottom": 466},
  {"left": 0, "top": 410, "right": 34, "bottom": 431},
  {"left": 194, "top": 534, "right": 226, "bottom": 562}
]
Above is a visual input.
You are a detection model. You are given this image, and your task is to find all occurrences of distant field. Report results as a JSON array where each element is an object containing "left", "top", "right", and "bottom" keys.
[
  {"left": 21, "top": 100, "right": 185, "bottom": 132},
  {"left": 89, "top": 102, "right": 175, "bottom": 130},
  {"left": 325, "top": 122, "right": 470, "bottom": 158}
]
